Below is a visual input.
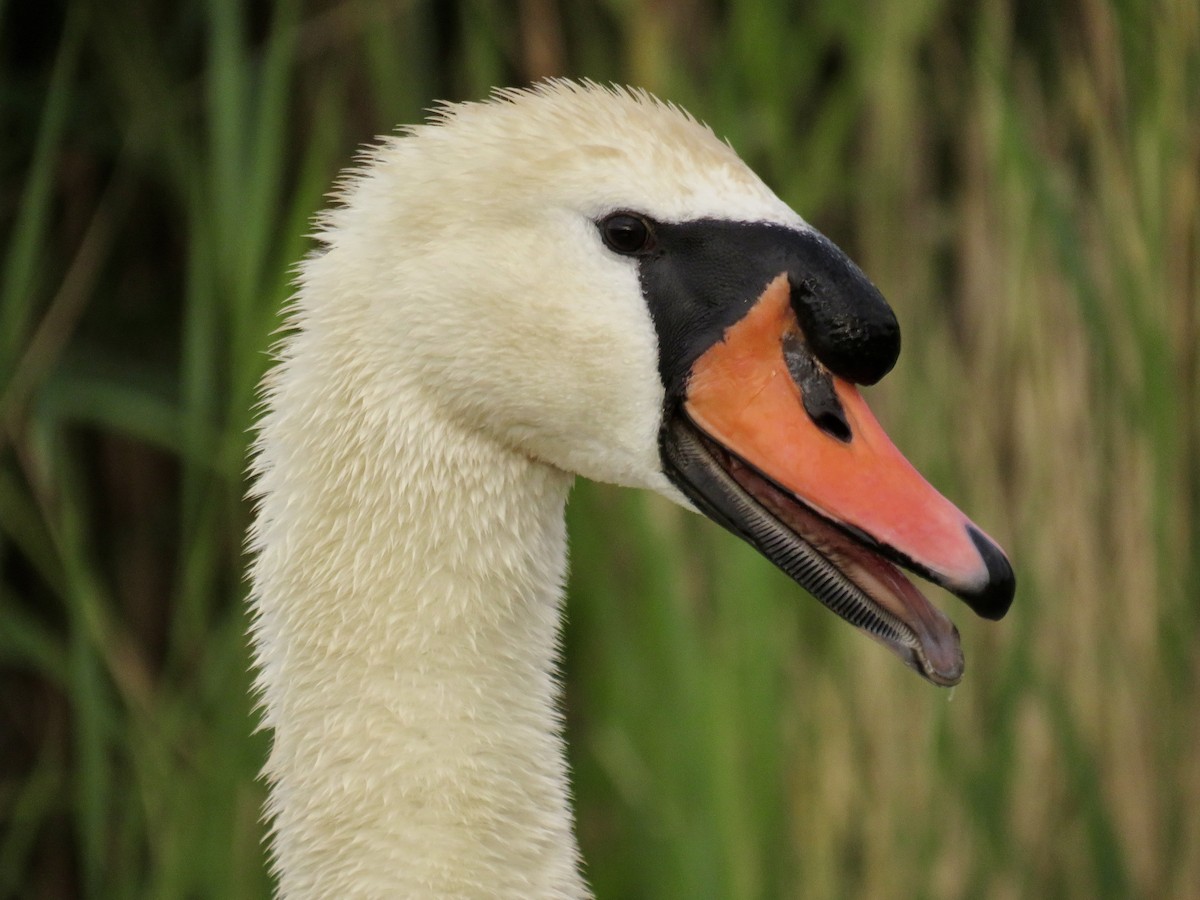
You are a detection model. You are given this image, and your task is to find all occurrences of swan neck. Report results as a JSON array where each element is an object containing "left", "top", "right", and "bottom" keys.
[{"left": 250, "top": 367, "right": 586, "bottom": 898}]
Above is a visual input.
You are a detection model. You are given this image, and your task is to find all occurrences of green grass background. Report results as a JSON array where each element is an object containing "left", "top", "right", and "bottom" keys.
[{"left": 1, "top": 0, "right": 1197, "bottom": 896}]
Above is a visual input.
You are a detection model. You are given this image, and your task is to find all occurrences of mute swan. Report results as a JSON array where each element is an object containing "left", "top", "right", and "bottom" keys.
[{"left": 248, "top": 81, "right": 1013, "bottom": 898}]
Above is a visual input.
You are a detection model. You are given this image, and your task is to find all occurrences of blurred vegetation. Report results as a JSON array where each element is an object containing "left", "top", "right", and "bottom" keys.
[{"left": 1, "top": 0, "right": 1196, "bottom": 897}]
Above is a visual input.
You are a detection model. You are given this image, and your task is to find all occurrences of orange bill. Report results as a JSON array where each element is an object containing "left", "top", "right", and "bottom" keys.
[{"left": 673, "top": 274, "right": 1014, "bottom": 684}]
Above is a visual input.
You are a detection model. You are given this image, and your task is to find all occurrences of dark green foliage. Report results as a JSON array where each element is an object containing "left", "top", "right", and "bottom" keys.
[{"left": 1, "top": 1, "right": 1196, "bottom": 896}]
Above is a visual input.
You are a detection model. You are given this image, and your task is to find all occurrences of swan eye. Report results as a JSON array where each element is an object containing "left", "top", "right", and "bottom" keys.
[{"left": 600, "top": 213, "right": 654, "bottom": 255}]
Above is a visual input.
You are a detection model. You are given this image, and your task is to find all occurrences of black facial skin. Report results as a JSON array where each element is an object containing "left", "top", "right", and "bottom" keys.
[
  {"left": 599, "top": 215, "right": 900, "bottom": 400},
  {"left": 594, "top": 212, "right": 1016, "bottom": 625}
]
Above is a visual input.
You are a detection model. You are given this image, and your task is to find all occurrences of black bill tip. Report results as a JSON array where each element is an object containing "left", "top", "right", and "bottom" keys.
[{"left": 964, "top": 525, "right": 1016, "bottom": 620}]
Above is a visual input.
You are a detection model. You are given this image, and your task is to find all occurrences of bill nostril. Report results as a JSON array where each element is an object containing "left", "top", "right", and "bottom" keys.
[
  {"left": 814, "top": 409, "right": 852, "bottom": 443},
  {"left": 783, "top": 331, "right": 853, "bottom": 443}
]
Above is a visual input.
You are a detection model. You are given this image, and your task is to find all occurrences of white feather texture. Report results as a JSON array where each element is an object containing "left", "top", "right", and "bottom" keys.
[{"left": 248, "top": 81, "right": 805, "bottom": 898}]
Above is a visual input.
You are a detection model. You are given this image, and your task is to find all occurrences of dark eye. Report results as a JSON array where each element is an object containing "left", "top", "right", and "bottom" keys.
[{"left": 600, "top": 213, "right": 654, "bottom": 255}]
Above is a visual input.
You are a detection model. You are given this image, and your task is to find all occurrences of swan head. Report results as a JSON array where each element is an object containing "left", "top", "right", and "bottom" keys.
[{"left": 302, "top": 81, "right": 1013, "bottom": 684}]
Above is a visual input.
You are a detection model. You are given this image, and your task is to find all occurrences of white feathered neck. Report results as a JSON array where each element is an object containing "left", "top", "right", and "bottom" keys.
[{"left": 248, "top": 82, "right": 801, "bottom": 898}]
